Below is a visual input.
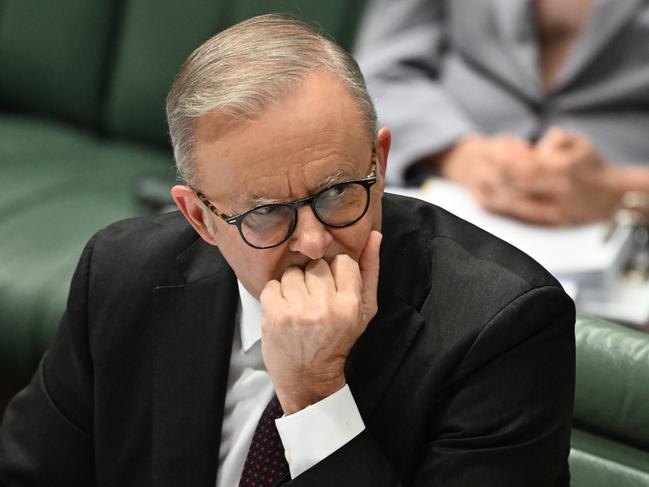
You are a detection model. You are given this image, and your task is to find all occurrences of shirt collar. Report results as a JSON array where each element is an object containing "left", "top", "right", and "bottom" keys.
[{"left": 237, "top": 280, "right": 262, "bottom": 353}]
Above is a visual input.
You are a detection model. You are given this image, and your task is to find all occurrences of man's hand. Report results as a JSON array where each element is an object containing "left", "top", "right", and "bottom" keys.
[
  {"left": 437, "top": 129, "right": 627, "bottom": 225},
  {"left": 259, "top": 230, "right": 382, "bottom": 415}
]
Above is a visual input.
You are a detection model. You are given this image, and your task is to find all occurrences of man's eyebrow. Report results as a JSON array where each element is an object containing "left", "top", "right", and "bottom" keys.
[
  {"left": 319, "top": 170, "right": 345, "bottom": 188},
  {"left": 232, "top": 195, "right": 279, "bottom": 213},
  {"left": 291, "top": 169, "right": 348, "bottom": 196},
  {"left": 235, "top": 170, "right": 348, "bottom": 211}
]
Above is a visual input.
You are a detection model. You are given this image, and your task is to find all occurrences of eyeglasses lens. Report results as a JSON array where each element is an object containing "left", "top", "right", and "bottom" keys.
[
  {"left": 241, "top": 205, "right": 294, "bottom": 248},
  {"left": 314, "top": 182, "right": 368, "bottom": 225},
  {"left": 239, "top": 182, "right": 369, "bottom": 248}
]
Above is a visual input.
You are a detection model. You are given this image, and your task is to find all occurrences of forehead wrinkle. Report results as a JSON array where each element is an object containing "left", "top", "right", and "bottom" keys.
[
  {"left": 286, "top": 156, "right": 356, "bottom": 192},
  {"left": 224, "top": 170, "right": 290, "bottom": 212},
  {"left": 212, "top": 125, "right": 368, "bottom": 212},
  {"left": 233, "top": 165, "right": 350, "bottom": 212}
]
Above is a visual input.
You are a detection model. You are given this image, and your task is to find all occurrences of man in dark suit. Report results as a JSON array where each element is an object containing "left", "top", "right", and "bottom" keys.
[{"left": 0, "top": 14, "right": 575, "bottom": 486}]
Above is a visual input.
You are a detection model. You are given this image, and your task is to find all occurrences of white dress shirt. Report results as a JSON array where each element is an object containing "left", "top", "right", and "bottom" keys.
[{"left": 215, "top": 281, "right": 365, "bottom": 486}]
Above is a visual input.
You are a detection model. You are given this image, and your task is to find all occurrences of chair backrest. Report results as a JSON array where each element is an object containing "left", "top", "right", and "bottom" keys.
[
  {"left": 570, "top": 315, "right": 649, "bottom": 486},
  {"left": 573, "top": 315, "right": 649, "bottom": 449},
  {"left": 0, "top": 0, "right": 117, "bottom": 125},
  {"left": 0, "top": 0, "right": 369, "bottom": 147}
]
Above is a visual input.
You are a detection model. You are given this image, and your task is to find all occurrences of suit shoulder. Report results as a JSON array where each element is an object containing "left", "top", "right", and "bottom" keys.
[
  {"left": 86, "top": 211, "right": 200, "bottom": 287},
  {"left": 381, "top": 193, "right": 572, "bottom": 336},
  {"left": 381, "top": 194, "right": 575, "bottom": 381},
  {"left": 383, "top": 193, "right": 561, "bottom": 291}
]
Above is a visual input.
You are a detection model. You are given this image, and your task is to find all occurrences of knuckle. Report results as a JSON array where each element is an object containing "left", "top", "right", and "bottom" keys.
[
  {"left": 262, "top": 312, "right": 282, "bottom": 331},
  {"left": 367, "top": 303, "right": 378, "bottom": 320},
  {"left": 340, "top": 291, "right": 360, "bottom": 307},
  {"left": 361, "top": 302, "right": 378, "bottom": 324},
  {"left": 339, "top": 293, "right": 361, "bottom": 316},
  {"left": 305, "top": 306, "right": 327, "bottom": 325},
  {"left": 286, "top": 308, "right": 308, "bottom": 326}
]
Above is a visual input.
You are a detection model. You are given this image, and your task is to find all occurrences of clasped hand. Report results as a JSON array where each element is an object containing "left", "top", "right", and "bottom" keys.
[
  {"left": 260, "top": 231, "right": 382, "bottom": 414},
  {"left": 440, "top": 128, "right": 623, "bottom": 225}
]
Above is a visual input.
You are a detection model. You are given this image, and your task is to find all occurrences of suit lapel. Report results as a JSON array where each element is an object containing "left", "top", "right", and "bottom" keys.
[
  {"left": 346, "top": 291, "right": 426, "bottom": 421},
  {"left": 346, "top": 213, "right": 432, "bottom": 421},
  {"left": 152, "top": 238, "right": 238, "bottom": 487},
  {"left": 490, "top": 0, "right": 543, "bottom": 100},
  {"left": 554, "top": 0, "right": 644, "bottom": 91},
  {"left": 453, "top": 0, "right": 541, "bottom": 101}
]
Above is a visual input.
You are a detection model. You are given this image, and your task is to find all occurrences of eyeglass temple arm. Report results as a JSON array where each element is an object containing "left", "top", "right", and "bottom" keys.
[{"left": 195, "top": 191, "right": 233, "bottom": 222}]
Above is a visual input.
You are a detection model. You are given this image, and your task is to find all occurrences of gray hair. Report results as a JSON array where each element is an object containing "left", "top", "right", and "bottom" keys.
[{"left": 165, "top": 13, "right": 377, "bottom": 188}]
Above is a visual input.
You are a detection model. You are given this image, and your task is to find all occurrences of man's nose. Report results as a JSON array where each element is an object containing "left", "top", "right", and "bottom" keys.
[{"left": 287, "top": 205, "right": 333, "bottom": 260}]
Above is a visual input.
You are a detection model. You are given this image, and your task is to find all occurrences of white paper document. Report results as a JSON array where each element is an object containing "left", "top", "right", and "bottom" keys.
[{"left": 388, "top": 179, "right": 647, "bottom": 326}]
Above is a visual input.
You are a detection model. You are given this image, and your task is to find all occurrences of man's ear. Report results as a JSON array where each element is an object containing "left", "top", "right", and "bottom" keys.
[
  {"left": 171, "top": 185, "right": 219, "bottom": 246},
  {"left": 375, "top": 127, "right": 391, "bottom": 191}
]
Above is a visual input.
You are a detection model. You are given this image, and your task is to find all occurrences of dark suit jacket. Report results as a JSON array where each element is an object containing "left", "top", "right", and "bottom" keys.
[{"left": 0, "top": 194, "right": 575, "bottom": 486}]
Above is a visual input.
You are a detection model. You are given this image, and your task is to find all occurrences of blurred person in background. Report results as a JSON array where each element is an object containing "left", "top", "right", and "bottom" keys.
[{"left": 356, "top": 0, "right": 649, "bottom": 226}]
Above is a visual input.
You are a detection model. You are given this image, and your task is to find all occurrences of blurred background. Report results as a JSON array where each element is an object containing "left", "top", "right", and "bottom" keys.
[{"left": 0, "top": 1, "right": 648, "bottom": 484}]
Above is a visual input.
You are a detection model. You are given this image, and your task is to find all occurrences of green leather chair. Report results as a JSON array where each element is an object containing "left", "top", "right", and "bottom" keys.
[{"left": 570, "top": 315, "right": 649, "bottom": 486}]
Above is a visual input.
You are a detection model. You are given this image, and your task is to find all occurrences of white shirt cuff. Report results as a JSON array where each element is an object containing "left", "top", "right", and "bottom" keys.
[{"left": 275, "top": 384, "right": 365, "bottom": 478}]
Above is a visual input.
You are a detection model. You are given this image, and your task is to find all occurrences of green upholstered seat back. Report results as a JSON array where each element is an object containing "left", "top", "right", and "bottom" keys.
[
  {"left": 102, "top": 0, "right": 368, "bottom": 147},
  {"left": 0, "top": 0, "right": 368, "bottom": 145},
  {"left": 570, "top": 429, "right": 649, "bottom": 486},
  {"left": 570, "top": 317, "right": 649, "bottom": 486},
  {"left": 573, "top": 316, "right": 649, "bottom": 450},
  {"left": 0, "top": 0, "right": 116, "bottom": 126},
  {"left": 100, "top": 0, "right": 231, "bottom": 147}
]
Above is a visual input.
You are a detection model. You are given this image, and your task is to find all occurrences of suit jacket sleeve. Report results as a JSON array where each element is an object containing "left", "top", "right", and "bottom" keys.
[
  {"left": 354, "top": 0, "right": 476, "bottom": 184},
  {"left": 283, "top": 285, "right": 575, "bottom": 486},
  {"left": 0, "top": 235, "right": 97, "bottom": 486}
]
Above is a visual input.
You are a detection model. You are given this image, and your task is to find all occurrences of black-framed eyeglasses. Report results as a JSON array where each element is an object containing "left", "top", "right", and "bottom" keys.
[{"left": 195, "top": 147, "right": 378, "bottom": 249}]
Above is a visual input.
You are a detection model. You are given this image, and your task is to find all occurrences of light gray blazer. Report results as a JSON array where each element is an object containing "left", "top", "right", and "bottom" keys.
[{"left": 355, "top": 0, "right": 649, "bottom": 184}]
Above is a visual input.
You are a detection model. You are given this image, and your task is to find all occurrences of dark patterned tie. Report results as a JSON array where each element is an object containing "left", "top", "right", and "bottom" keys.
[{"left": 239, "top": 395, "right": 290, "bottom": 486}]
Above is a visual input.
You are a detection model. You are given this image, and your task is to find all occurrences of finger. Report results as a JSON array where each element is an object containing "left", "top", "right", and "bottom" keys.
[
  {"left": 506, "top": 163, "right": 572, "bottom": 196},
  {"left": 502, "top": 135, "right": 534, "bottom": 158},
  {"left": 508, "top": 198, "right": 570, "bottom": 226},
  {"left": 536, "top": 127, "right": 575, "bottom": 156},
  {"left": 564, "top": 133, "right": 594, "bottom": 163},
  {"left": 484, "top": 190, "right": 569, "bottom": 226},
  {"left": 330, "top": 253, "right": 362, "bottom": 296},
  {"left": 304, "top": 258, "right": 335, "bottom": 298},
  {"left": 503, "top": 158, "right": 544, "bottom": 188},
  {"left": 491, "top": 135, "right": 534, "bottom": 168},
  {"left": 358, "top": 230, "right": 382, "bottom": 311},
  {"left": 280, "top": 266, "right": 308, "bottom": 301},
  {"left": 259, "top": 280, "right": 286, "bottom": 314}
]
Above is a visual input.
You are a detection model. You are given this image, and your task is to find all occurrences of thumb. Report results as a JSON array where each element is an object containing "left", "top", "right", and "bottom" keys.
[
  {"left": 359, "top": 230, "right": 382, "bottom": 317},
  {"left": 536, "top": 127, "right": 574, "bottom": 153}
]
